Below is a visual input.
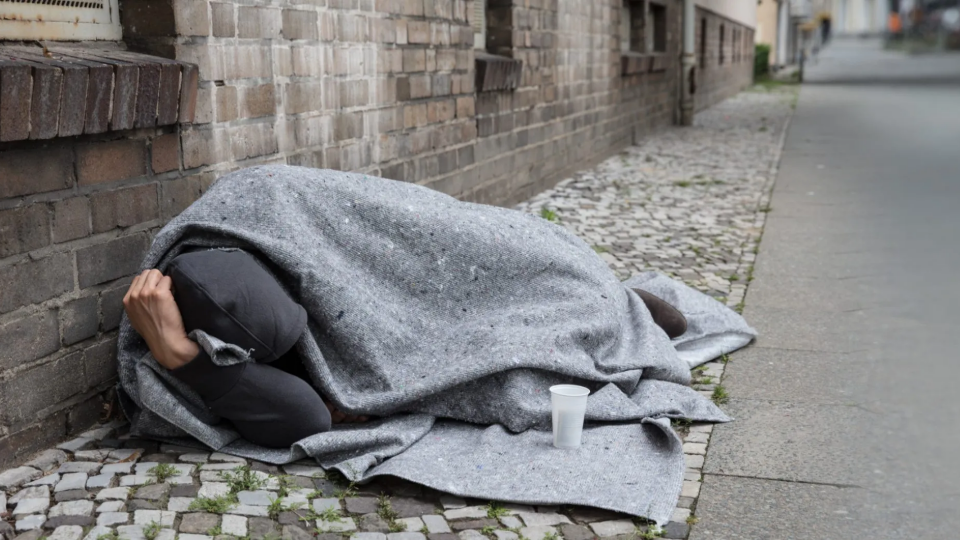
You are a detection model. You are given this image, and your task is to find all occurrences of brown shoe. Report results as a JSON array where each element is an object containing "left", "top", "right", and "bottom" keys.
[{"left": 632, "top": 288, "right": 688, "bottom": 339}]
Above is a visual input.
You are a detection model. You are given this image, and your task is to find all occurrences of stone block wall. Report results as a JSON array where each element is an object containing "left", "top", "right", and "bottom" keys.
[
  {"left": 0, "top": 0, "right": 742, "bottom": 467},
  {"left": 694, "top": 7, "right": 755, "bottom": 112}
]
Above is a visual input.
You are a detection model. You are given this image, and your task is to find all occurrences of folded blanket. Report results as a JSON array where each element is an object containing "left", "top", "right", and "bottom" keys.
[{"left": 116, "top": 165, "right": 755, "bottom": 524}]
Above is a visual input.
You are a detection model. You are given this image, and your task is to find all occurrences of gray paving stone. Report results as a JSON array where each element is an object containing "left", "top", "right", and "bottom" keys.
[
  {"left": 11, "top": 528, "right": 42, "bottom": 540},
  {"left": 558, "top": 524, "right": 594, "bottom": 540},
  {"left": 421, "top": 515, "right": 450, "bottom": 534},
  {"left": 311, "top": 498, "right": 340, "bottom": 513},
  {"left": 97, "top": 501, "right": 125, "bottom": 513},
  {"left": 13, "top": 499, "right": 50, "bottom": 515},
  {"left": 492, "top": 532, "right": 516, "bottom": 540},
  {"left": 55, "top": 474, "right": 89, "bottom": 492},
  {"left": 179, "top": 513, "right": 220, "bottom": 534},
  {"left": 248, "top": 517, "right": 279, "bottom": 540},
  {"left": 126, "top": 500, "right": 161, "bottom": 512},
  {"left": 395, "top": 517, "right": 423, "bottom": 532},
  {"left": 498, "top": 516, "right": 522, "bottom": 529},
  {"left": 226, "top": 505, "right": 269, "bottom": 517},
  {"left": 134, "top": 483, "right": 170, "bottom": 501},
  {"left": 352, "top": 534, "right": 387, "bottom": 540},
  {"left": 427, "top": 534, "right": 458, "bottom": 540},
  {"left": 516, "top": 527, "right": 556, "bottom": 540},
  {"left": 516, "top": 512, "right": 571, "bottom": 527},
  {"left": 98, "top": 513, "right": 130, "bottom": 526},
  {"left": 0, "top": 467, "right": 41, "bottom": 490},
  {"left": 15, "top": 516, "right": 46, "bottom": 532},
  {"left": 236, "top": 491, "right": 276, "bottom": 506},
  {"left": 120, "top": 475, "right": 153, "bottom": 487},
  {"left": 96, "top": 488, "right": 130, "bottom": 501},
  {"left": 442, "top": 506, "right": 487, "bottom": 520},
  {"left": 48, "top": 500, "right": 94, "bottom": 517},
  {"left": 56, "top": 438, "right": 94, "bottom": 453},
  {"left": 133, "top": 510, "right": 176, "bottom": 527},
  {"left": 170, "top": 484, "right": 200, "bottom": 498},
  {"left": 81, "top": 526, "right": 111, "bottom": 540},
  {"left": 25, "top": 473, "right": 60, "bottom": 486},
  {"left": 42, "top": 516, "right": 96, "bottom": 529},
  {"left": 357, "top": 513, "right": 391, "bottom": 532},
  {"left": 449, "top": 519, "right": 497, "bottom": 532},
  {"left": 221, "top": 515, "right": 247, "bottom": 537},
  {"left": 387, "top": 533, "right": 425, "bottom": 540},
  {"left": 198, "top": 483, "right": 230, "bottom": 498},
  {"left": 208, "top": 453, "right": 246, "bottom": 463},
  {"left": 314, "top": 517, "right": 356, "bottom": 533},
  {"left": 344, "top": 497, "right": 379, "bottom": 515},
  {"left": 116, "top": 525, "right": 145, "bottom": 540},
  {"left": 11, "top": 486, "right": 50, "bottom": 503},
  {"left": 58, "top": 462, "right": 101, "bottom": 475},
  {"left": 55, "top": 490, "right": 92, "bottom": 502},
  {"left": 282, "top": 526, "right": 314, "bottom": 540},
  {"left": 48, "top": 525, "right": 83, "bottom": 540},
  {"left": 457, "top": 529, "right": 486, "bottom": 540},
  {"left": 73, "top": 450, "right": 111, "bottom": 462},
  {"left": 438, "top": 496, "right": 465, "bottom": 510},
  {"left": 101, "top": 463, "right": 133, "bottom": 475},
  {"left": 390, "top": 498, "right": 437, "bottom": 518},
  {"left": 166, "top": 498, "right": 195, "bottom": 512},
  {"left": 25, "top": 450, "right": 68, "bottom": 473},
  {"left": 178, "top": 535, "right": 213, "bottom": 540},
  {"left": 589, "top": 520, "right": 635, "bottom": 537}
]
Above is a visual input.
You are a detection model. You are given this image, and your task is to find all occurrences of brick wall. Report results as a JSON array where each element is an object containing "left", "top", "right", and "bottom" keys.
[
  {"left": 0, "top": 0, "right": 693, "bottom": 467},
  {"left": 694, "top": 7, "right": 754, "bottom": 112}
]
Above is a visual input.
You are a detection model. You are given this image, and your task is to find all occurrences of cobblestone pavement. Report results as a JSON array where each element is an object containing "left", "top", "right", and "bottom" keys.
[{"left": 0, "top": 86, "right": 796, "bottom": 540}]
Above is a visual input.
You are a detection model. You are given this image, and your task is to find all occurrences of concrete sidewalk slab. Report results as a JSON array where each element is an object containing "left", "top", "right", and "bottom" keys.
[
  {"left": 742, "top": 305, "right": 873, "bottom": 352},
  {"left": 703, "top": 399, "right": 871, "bottom": 486},
  {"left": 721, "top": 347, "right": 869, "bottom": 404}
]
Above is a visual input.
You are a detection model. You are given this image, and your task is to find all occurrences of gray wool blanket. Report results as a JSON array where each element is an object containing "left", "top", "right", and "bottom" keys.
[{"left": 116, "top": 165, "right": 756, "bottom": 524}]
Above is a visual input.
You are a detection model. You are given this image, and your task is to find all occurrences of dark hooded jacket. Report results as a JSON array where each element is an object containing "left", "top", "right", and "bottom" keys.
[{"left": 166, "top": 249, "right": 331, "bottom": 447}]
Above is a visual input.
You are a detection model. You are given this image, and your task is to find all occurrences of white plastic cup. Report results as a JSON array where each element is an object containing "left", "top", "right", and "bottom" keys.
[{"left": 550, "top": 384, "right": 590, "bottom": 448}]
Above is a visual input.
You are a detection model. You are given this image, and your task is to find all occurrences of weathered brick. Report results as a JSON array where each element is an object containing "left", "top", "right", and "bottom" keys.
[
  {"left": 0, "top": 146, "right": 74, "bottom": 198},
  {"left": 0, "top": 252, "right": 74, "bottom": 315},
  {"left": 285, "top": 82, "right": 322, "bottom": 115},
  {"left": 282, "top": 9, "right": 318, "bottom": 40},
  {"left": 456, "top": 96, "right": 475, "bottom": 117},
  {"left": 61, "top": 296, "right": 99, "bottom": 346},
  {"left": 52, "top": 198, "right": 91, "bottom": 244},
  {"left": 0, "top": 204, "right": 50, "bottom": 258},
  {"left": 242, "top": 84, "right": 276, "bottom": 118},
  {"left": 152, "top": 134, "right": 180, "bottom": 173},
  {"left": 0, "top": 352, "right": 84, "bottom": 425},
  {"left": 90, "top": 184, "right": 159, "bottom": 233},
  {"left": 0, "top": 413, "right": 68, "bottom": 470},
  {"left": 84, "top": 338, "right": 118, "bottom": 388},
  {"left": 76, "top": 139, "right": 147, "bottom": 186},
  {"left": 210, "top": 2, "right": 235, "bottom": 37},
  {"left": 174, "top": 0, "right": 210, "bottom": 36},
  {"left": 67, "top": 395, "right": 104, "bottom": 434},
  {"left": 99, "top": 281, "right": 129, "bottom": 332},
  {"left": 402, "top": 49, "right": 426, "bottom": 72},
  {"left": 76, "top": 234, "right": 149, "bottom": 288},
  {"left": 0, "top": 63, "right": 32, "bottom": 142},
  {"left": 181, "top": 128, "right": 221, "bottom": 169},
  {"left": 160, "top": 175, "right": 203, "bottom": 219},
  {"left": 0, "top": 309, "right": 60, "bottom": 371},
  {"left": 238, "top": 6, "right": 281, "bottom": 38},
  {"left": 215, "top": 85, "right": 239, "bottom": 122},
  {"left": 407, "top": 21, "right": 430, "bottom": 43},
  {"left": 333, "top": 113, "right": 363, "bottom": 141}
]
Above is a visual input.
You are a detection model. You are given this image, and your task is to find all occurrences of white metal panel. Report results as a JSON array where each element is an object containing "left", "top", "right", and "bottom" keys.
[{"left": 0, "top": 0, "right": 121, "bottom": 40}]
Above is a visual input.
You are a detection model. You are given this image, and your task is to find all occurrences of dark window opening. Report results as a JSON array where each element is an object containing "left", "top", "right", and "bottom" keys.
[
  {"left": 650, "top": 2, "right": 667, "bottom": 53},
  {"left": 699, "top": 18, "right": 707, "bottom": 68},
  {"left": 621, "top": 0, "right": 646, "bottom": 53},
  {"left": 719, "top": 24, "right": 725, "bottom": 64}
]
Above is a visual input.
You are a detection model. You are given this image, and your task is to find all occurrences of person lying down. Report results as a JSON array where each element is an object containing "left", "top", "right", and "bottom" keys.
[{"left": 122, "top": 249, "right": 689, "bottom": 449}]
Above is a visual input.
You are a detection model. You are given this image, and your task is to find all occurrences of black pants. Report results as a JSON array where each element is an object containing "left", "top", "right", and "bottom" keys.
[{"left": 166, "top": 249, "right": 332, "bottom": 448}]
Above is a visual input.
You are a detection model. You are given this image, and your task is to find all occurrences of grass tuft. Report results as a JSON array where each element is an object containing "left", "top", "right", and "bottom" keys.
[
  {"left": 147, "top": 463, "right": 178, "bottom": 484},
  {"left": 712, "top": 385, "right": 730, "bottom": 405},
  {"left": 143, "top": 523, "right": 162, "bottom": 540},
  {"left": 189, "top": 494, "right": 238, "bottom": 514},
  {"left": 539, "top": 208, "right": 559, "bottom": 222},
  {"left": 220, "top": 466, "right": 266, "bottom": 494},
  {"left": 486, "top": 502, "right": 510, "bottom": 520}
]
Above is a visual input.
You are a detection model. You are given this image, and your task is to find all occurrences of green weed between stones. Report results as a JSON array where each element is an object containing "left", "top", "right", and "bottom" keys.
[
  {"left": 147, "top": 463, "right": 178, "bottom": 483},
  {"left": 481, "top": 526, "right": 497, "bottom": 537},
  {"left": 686, "top": 515, "right": 700, "bottom": 525},
  {"left": 712, "top": 385, "right": 730, "bottom": 405},
  {"left": 635, "top": 525, "right": 665, "bottom": 539},
  {"left": 144, "top": 522, "right": 162, "bottom": 540},
  {"left": 207, "top": 526, "right": 222, "bottom": 537},
  {"left": 97, "top": 532, "right": 119, "bottom": 540},
  {"left": 376, "top": 494, "right": 406, "bottom": 532},
  {"left": 189, "top": 493, "right": 238, "bottom": 514},
  {"left": 540, "top": 208, "right": 559, "bottom": 222},
  {"left": 507, "top": 527, "right": 530, "bottom": 540},
  {"left": 220, "top": 466, "right": 266, "bottom": 493},
  {"left": 420, "top": 526, "right": 430, "bottom": 535},
  {"left": 486, "top": 502, "right": 510, "bottom": 519},
  {"left": 542, "top": 532, "right": 560, "bottom": 540}
]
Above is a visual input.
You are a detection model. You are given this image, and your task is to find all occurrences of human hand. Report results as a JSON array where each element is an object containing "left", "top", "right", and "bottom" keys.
[
  {"left": 123, "top": 269, "right": 199, "bottom": 370},
  {"left": 324, "top": 401, "right": 369, "bottom": 424}
]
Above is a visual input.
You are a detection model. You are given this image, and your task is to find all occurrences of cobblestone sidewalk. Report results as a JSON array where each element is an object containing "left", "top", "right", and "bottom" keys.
[{"left": 0, "top": 86, "right": 796, "bottom": 540}]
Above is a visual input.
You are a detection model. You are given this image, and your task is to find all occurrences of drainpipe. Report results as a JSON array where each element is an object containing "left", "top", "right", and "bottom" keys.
[{"left": 680, "top": 0, "right": 696, "bottom": 126}]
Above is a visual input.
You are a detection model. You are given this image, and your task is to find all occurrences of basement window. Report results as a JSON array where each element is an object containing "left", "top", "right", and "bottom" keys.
[{"left": 0, "top": 0, "right": 121, "bottom": 41}]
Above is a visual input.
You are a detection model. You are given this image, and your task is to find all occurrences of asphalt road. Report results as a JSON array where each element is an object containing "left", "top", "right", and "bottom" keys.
[{"left": 691, "top": 39, "right": 960, "bottom": 539}]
